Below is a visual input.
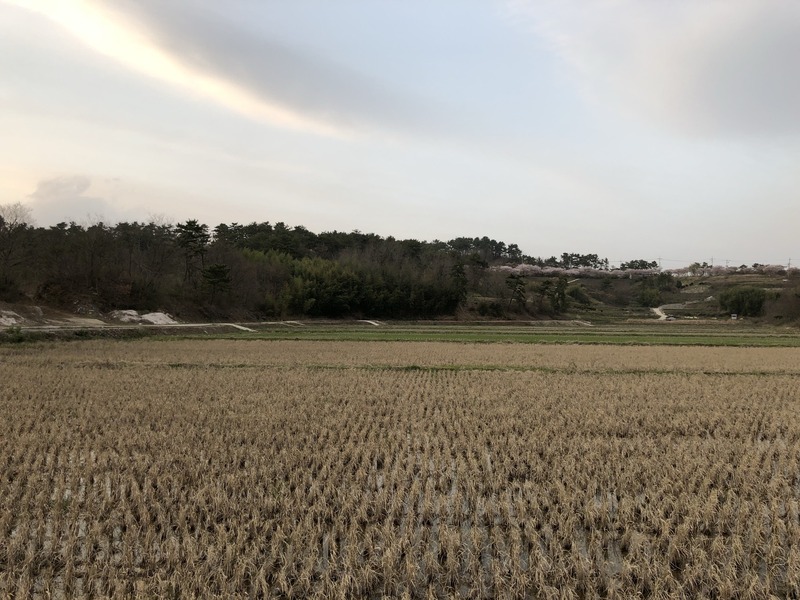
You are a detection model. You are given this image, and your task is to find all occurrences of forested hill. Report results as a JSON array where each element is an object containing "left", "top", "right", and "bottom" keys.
[{"left": 0, "top": 211, "right": 692, "bottom": 320}]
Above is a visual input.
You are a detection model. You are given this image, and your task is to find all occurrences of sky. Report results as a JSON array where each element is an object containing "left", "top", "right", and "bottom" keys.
[{"left": 1, "top": 1, "right": 799, "bottom": 267}]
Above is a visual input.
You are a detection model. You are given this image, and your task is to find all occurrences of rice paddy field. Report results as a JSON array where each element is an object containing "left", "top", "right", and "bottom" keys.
[{"left": 3, "top": 337, "right": 800, "bottom": 598}]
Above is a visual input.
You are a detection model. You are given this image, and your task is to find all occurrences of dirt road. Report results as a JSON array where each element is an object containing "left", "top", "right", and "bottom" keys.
[{"left": 651, "top": 306, "right": 667, "bottom": 320}]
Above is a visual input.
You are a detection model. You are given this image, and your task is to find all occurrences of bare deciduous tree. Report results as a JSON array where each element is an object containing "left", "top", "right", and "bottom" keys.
[{"left": 0, "top": 202, "right": 35, "bottom": 289}]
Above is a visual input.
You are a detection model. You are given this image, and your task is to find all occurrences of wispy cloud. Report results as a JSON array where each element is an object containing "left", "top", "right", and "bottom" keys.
[
  {"left": 508, "top": 0, "right": 800, "bottom": 138},
  {"left": 29, "top": 174, "right": 92, "bottom": 201},
  {"left": 27, "top": 174, "right": 110, "bottom": 223},
  {"left": 7, "top": 0, "right": 439, "bottom": 139}
]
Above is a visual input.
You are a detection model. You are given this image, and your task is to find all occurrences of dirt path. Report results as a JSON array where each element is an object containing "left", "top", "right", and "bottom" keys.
[
  {"left": 651, "top": 306, "right": 667, "bottom": 320},
  {"left": 652, "top": 299, "right": 707, "bottom": 320},
  {"left": 6, "top": 322, "right": 264, "bottom": 333},
  {"left": 3, "top": 320, "right": 380, "bottom": 334}
]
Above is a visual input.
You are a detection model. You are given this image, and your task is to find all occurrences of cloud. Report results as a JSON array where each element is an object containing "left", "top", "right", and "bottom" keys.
[
  {"left": 118, "top": 1, "right": 438, "bottom": 134},
  {"left": 4, "top": 0, "right": 339, "bottom": 136},
  {"left": 509, "top": 0, "right": 800, "bottom": 138},
  {"left": 24, "top": 175, "right": 229, "bottom": 227},
  {"left": 28, "top": 175, "right": 115, "bottom": 224},
  {"left": 30, "top": 174, "right": 91, "bottom": 201},
  {"left": 8, "top": 0, "right": 448, "bottom": 140}
]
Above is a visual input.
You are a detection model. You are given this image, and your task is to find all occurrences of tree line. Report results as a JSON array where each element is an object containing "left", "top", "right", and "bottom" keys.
[{"left": 0, "top": 203, "right": 661, "bottom": 319}]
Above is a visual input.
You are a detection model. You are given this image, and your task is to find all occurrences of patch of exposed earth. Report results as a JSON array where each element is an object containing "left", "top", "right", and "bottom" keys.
[
  {"left": 0, "top": 302, "right": 179, "bottom": 329},
  {"left": 0, "top": 310, "right": 24, "bottom": 327},
  {"left": 108, "top": 310, "right": 177, "bottom": 325}
]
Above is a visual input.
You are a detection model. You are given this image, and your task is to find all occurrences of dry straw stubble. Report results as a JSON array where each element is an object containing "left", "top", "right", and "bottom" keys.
[{"left": 1, "top": 340, "right": 800, "bottom": 598}]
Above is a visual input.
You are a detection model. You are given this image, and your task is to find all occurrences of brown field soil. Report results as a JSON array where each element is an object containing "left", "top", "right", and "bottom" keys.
[{"left": 2, "top": 340, "right": 800, "bottom": 598}]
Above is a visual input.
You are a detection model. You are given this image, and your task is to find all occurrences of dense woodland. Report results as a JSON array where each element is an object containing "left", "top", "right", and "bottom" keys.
[{"left": 0, "top": 203, "right": 791, "bottom": 320}]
